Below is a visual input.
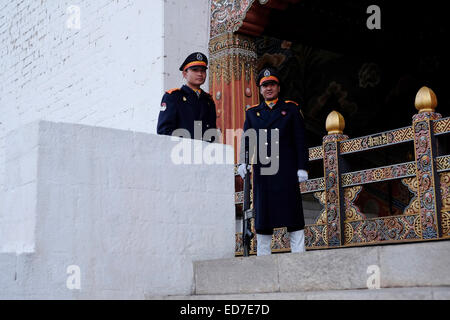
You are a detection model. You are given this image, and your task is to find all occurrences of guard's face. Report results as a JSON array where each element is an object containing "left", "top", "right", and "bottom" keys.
[
  {"left": 183, "top": 67, "right": 207, "bottom": 87},
  {"left": 260, "top": 81, "right": 280, "bottom": 101}
]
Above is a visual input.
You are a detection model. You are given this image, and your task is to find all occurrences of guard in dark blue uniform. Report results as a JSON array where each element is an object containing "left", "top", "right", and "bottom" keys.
[
  {"left": 157, "top": 52, "right": 217, "bottom": 141},
  {"left": 238, "top": 67, "right": 309, "bottom": 255}
]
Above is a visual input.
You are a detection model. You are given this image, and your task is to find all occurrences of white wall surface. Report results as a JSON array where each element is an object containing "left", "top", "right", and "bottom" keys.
[
  {"left": 163, "top": 0, "right": 211, "bottom": 91},
  {"left": 0, "top": 121, "right": 235, "bottom": 299}
]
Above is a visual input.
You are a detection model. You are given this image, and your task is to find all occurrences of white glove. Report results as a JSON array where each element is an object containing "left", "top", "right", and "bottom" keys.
[
  {"left": 297, "top": 169, "right": 308, "bottom": 182},
  {"left": 238, "top": 164, "right": 250, "bottom": 179}
]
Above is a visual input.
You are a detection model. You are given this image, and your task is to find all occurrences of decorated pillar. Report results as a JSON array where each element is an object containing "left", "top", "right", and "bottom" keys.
[
  {"left": 412, "top": 86, "right": 443, "bottom": 238},
  {"left": 209, "top": 32, "right": 259, "bottom": 162},
  {"left": 209, "top": 2, "right": 260, "bottom": 256},
  {"left": 323, "top": 111, "right": 348, "bottom": 246}
]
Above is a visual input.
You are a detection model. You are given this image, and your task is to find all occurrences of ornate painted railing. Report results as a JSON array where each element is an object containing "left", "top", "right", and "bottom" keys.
[{"left": 235, "top": 86, "right": 450, "bottom": 255}]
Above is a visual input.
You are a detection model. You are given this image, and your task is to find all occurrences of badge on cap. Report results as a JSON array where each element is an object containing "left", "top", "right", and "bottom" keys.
[
  {"left": 257, "top": 112, "right": 261, "bottom": 117},
  {"left": 183, "top": 96, "right": 187, "bottom": 101},
  {"left": 160, "top": 103, "right": 167, "bottom": 111},
  {"left": 264, "top": 69, "right": 271, "bottom": 77},
  {"left": 281, "top": 110, "right": 287, "bottom": 116},
  {"left": 197, "top": 53, "right": 203, "bottom": 61}
]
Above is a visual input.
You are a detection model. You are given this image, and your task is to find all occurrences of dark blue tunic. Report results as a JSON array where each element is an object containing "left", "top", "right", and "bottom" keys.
[
  {"left": 157, "top": 85, "right": 217, "bottom": 140},
  {"left": 243, "top": 100, "right": 309, "bottom": 234}
]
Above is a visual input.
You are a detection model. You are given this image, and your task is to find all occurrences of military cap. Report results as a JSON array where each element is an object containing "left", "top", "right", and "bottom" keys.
[
  {"left": 179, "top": 52, "right": 208, "bottom": 71},
  {"left": 257, "top": 67, "right": 280, "bottom": 86}
]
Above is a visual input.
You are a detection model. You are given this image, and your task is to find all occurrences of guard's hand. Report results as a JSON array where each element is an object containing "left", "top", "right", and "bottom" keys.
[
  {"left": 297, "top": 169, "right": 308, "bottom": 182},
  {"left": 238, "top": 164, "right": 250, "bottom": 179}
]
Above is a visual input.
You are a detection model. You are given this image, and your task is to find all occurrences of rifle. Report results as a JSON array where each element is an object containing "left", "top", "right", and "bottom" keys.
[{"left": 242, "top": 138, "right": 254, "bottom": 257}]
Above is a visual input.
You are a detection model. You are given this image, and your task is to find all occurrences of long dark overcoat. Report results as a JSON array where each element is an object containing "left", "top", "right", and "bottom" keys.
[{"left": 243, "top": 100, "right": 309, "bottom": 234}]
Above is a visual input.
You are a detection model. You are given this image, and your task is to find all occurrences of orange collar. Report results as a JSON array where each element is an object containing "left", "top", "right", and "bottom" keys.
[{"left": 265, "top": 98, "right": 278, "bottom": 108}]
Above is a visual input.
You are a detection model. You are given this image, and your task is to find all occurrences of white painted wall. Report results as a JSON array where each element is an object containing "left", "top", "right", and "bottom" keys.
[
  {"left": 0, "top": 0, "right": 211, "bottom": 194},
  {"left": 164, "top": 0, "right": 211, "bottom": 91},
  {"left": 0, "top": 121, "right": 235, "bottom": 299}
]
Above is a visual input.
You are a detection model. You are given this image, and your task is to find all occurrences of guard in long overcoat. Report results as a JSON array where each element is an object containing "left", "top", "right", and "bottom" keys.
[
  {"left": 239, "top": 67, "right": 309, "bottom": 255},
  {"left": 157, "top": 52, "right": 217, "bottom": 141}
]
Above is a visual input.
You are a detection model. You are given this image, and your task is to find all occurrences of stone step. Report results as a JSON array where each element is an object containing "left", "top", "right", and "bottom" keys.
[
  {"left": 154, "top": 286, "right": 450, "bottom": 300},
  {"left": 192, "top": 240, "right": 450, "bottom": 296}
]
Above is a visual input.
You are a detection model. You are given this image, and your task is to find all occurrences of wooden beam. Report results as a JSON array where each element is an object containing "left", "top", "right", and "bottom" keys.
[
  {"left": 263, "top": 0, "right": 289, "bottom": 10},
  {"left": 239, "top": 21, "right": 265, "bottom": 36},
  {"left": 244, "top": 10, "right": 270, "bottom": 25}
]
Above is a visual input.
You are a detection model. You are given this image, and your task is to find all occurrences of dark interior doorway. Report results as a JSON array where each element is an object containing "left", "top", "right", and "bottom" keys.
[
  {"left": 248, "top": 0, "right": 449, "bottom": 219},
  {"left": 250, "top": 0, "right": 448, "bottom": 147}
]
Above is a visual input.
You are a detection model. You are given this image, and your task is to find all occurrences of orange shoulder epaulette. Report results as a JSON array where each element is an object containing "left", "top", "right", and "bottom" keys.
[
  {"left": 166, "top": 88, "right": 180, "bottom": 94},
  {"left": 285, "top": 100, "right": 299, "bottom": 106},
  {"left": 285, "top": 100, "right": 305, "bottom": 118},
  {"left": 246, "top": 103, "right": 259, "bottom": 111}
]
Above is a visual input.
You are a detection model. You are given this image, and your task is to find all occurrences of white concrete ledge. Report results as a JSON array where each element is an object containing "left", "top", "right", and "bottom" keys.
[{"left": 0, "top": 121, "right": 235, "bottom": 299}]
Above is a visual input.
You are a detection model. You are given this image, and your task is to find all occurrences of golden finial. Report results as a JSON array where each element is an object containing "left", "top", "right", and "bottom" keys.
[
  {"left": 415, "top": 86, "right": 437, "bottom": 113},
  {"left": 326, "top": 111, "right": 345, "bottom": 135}
]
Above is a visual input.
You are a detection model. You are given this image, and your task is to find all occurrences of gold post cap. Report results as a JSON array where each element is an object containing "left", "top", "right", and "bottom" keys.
[
  {"left": 415, "top": 86, "right": 437, "bottom": 113},
  {"left": 326, "top": 111, "right": 345, "bottom": 135}
]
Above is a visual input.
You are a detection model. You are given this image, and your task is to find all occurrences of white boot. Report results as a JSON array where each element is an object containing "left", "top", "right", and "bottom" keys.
[
  {"left": 289, "top": 230, "right": 305, "bottom": 253},
  {"left": 256, "top": 234, "right": 272, "bottom": 256}
]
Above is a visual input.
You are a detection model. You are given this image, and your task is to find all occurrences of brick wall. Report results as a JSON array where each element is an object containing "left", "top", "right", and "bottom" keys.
[{"left": 0, "top": 0, "right": 210, "bottom": 190}]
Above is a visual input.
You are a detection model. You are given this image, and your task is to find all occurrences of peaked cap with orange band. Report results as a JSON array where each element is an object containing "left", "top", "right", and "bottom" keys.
[
  {"left": 257, "top": 67, "right": 280, "bottom": 87},
  {"left": 179, "top": 52, "right": 208, "bottom": 71}
]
